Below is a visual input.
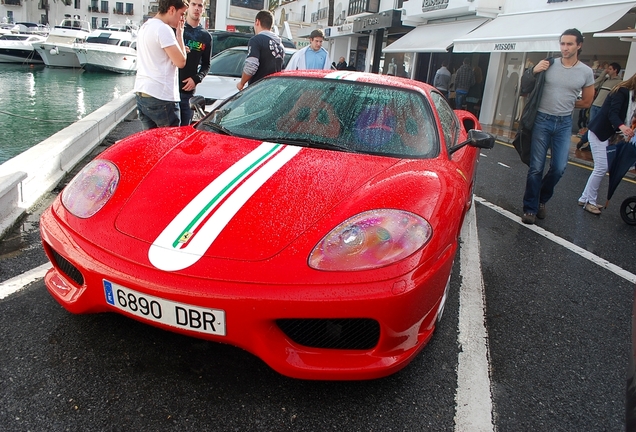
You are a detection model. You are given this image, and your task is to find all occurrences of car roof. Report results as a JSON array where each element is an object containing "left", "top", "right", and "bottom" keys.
[
  {"left": 207, "top": 29, "right": 296, "bottom": 48},
  {"left": 216, "top": 46, "right": 297, "bottom": 55}
]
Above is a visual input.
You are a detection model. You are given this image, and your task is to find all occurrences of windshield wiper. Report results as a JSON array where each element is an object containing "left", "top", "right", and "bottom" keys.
[
  {"left": 200, "top": 121, "right": 233, "bottom": 136},
  {"left": 267, "top": 137, "right": 355, "bottom": 153}
]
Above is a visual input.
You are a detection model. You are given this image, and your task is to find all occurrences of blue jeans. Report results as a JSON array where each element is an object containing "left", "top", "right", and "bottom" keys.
[
  {"left": 136, "top": 93, "right": 180, "bottom": 130},
  {"left": 455, "top": 89, "right": 468, "bottom": 109},
  {"left": 589, "top": 105, "right": 601, "bottom": 123},
  {"left": 523, "top": 111, "right": 573, "bottom": 214},
  {"left": 179, "top": 92, "right": 194, "bottom": 126}
]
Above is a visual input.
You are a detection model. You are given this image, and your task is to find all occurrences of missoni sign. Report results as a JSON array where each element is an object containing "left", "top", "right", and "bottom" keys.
[{"left": 494, "top": 43, "right": 517, "bottom": 51}]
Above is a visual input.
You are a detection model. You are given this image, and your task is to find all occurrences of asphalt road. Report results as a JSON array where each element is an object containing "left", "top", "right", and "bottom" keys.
[{"left": 0, "top": 129, "right": 635, "bottom": 431}]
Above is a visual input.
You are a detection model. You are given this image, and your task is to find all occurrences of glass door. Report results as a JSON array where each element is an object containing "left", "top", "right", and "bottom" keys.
[
  {"left": 494, "top": 52, "right": 549, "bottom": 130},
  {"left": 494, "top": 52, "right": 524, "bottom": 129}
]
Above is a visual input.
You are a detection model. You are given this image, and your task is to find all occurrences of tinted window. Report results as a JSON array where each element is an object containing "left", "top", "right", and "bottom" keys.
[
  {"left": 430, "top": 92, "right": 459, "bottom": 151},
  {"left": 209, "top": 31, "right": 296, "bottom": 57},
  {"left": 209, "top": 49, "right": 247, "bottom": 77},
  {"left": 208, "top": 49, "right": 295, "bottom": 77}
]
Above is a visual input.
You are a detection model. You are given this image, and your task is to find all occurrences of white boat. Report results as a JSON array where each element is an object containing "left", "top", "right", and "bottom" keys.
[
  {"left": 0, "top": 23, "right": 15, "bottom": 35},
  {"left": 0, "top": 33, "right": 46, "bottom": 63},
  {"left": 11, "top": 22, "right": 49, "bottom": 36},
  {"left": 74, "top": 27, "right": 137, "bottom": 74},
  {"left": 33, "top": 15, "right": 91, "bottom": 68}
]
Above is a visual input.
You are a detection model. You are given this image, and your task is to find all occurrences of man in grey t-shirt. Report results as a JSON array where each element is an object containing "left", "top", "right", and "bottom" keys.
[{"left": 521, "top": 28, "right": 594, "bottom": 224}]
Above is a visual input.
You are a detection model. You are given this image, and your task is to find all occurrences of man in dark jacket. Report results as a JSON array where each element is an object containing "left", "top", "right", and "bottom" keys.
[
  {"left": 178, "top": 0, "right": 211, "bottom": 126},
  {"left": 237, "top": 10, "right": 284, "bottom": 91},
  {"left": 520, "top": 28, "right": 594, "bottom": 225}
]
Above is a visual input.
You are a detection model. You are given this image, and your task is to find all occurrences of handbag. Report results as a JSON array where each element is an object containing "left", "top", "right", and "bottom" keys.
[{"left": 512, "top": 127, "right": 532, "bottom": 166}]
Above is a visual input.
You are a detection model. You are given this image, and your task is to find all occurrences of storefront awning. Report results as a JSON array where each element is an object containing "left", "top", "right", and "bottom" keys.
[
  {"left": 594, "top": 28, "right": 636, "bottom": 42},
  {"left": 382, "top": 18, "right": 489, "bottom": 53},
  {"left": 453, "top": 2, "right": 636, "bottom": 53}
]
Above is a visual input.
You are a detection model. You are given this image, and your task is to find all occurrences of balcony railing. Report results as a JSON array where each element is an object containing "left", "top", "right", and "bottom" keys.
[
  {"left": 348, "top": 0, "right": 379, "bottom": 16},
  {"left": 2, "top": 0, "right": 22, "bottom": 6},
  {"left": 311, "top": 7, "right": 329, "bottom": 23}
]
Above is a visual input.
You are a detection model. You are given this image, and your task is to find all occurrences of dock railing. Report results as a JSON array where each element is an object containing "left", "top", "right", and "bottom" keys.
[{"left": 0, "top": 91, "right": 136, "bottom": 237}]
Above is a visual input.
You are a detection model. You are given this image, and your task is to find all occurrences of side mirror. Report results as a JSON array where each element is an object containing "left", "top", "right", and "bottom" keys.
[
  {"left": 189, "top": 95, "right": 206, "bottom": 111},
  {"left": 449, "top": 129, "right": 495, "bottom": 155},
  {"left": 189, "top": 95, "right": 207, "bottom": 122}
]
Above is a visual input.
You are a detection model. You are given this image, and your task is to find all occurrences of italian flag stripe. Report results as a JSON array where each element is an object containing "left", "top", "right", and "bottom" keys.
[
  {"left": 148, "top": 142, "right": 302, "bottom": 272},
  {"left": 171, "top": 143, "right": 282, "bottom": 248}
]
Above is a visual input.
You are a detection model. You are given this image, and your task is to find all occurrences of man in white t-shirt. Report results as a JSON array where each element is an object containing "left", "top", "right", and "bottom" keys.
[{"left": 134, "top": 0, "right": 188, "bottom": 129}]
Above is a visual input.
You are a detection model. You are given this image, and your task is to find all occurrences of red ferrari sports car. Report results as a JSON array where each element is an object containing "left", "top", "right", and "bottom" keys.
[{"left": 40, "top": 70, "right": 493, "bottom": 380}]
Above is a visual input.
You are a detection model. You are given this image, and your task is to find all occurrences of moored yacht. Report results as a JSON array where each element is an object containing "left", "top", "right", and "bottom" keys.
[
  {"left": 0, "top": 33, "right": 46, "bottom": 63},
  {"left": 74, "top": 27, "right": 137, "bottom": 74},
  {"left": 34, "top": 15, "right": 91, "bottom": 68}
]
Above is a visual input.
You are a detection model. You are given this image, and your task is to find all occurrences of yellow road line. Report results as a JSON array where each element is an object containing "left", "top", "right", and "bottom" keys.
[{"left": 495, "top": 140, "right": 636, "bottom": 185}]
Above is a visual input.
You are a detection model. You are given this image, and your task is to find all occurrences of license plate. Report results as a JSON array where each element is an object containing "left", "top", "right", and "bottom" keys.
[{"left": 103, "top": 280, "right": 226, "bottom": 336}]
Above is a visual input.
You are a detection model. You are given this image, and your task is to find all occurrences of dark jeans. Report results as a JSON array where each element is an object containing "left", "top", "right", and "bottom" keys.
[
  {"left": 136, "top": 93, "right": 180, "bottom": 130},
  {"left": 179, "top": 92, "right": 194, "bottom": 126},
  {"left": 523, "top": 112, "right": 572, "bottom": 214}
]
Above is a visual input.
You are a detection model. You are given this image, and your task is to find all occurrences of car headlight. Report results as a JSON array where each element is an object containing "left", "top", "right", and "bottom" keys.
[
  {"left": 308, "top": 209, "right": 432, "bottom": 271},
  {"left": 61, "top": 159, "right": 119, "bottom": 218}
]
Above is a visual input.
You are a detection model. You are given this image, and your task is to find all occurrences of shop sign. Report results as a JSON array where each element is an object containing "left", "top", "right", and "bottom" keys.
[
  {"left": 493, "top": 43, "right": 516, "bottom": 51},
  {"left": 353, "top": 10, "right": 400, "bottom": 32},
  {"left": 422, "top": 0, "right": 449, "bottom": 13},
  {"left": 324, "top": 23, "right": 354, "bottom": 37}
]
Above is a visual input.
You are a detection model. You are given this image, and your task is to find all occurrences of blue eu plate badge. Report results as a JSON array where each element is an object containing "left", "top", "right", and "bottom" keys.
[{"left": 104, "top": 280, "right": 115, "bottom": 305}]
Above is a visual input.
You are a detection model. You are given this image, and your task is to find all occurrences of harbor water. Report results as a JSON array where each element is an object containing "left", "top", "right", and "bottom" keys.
[{"left": 0, "top": 64, "right": 136, "bottom": 164}]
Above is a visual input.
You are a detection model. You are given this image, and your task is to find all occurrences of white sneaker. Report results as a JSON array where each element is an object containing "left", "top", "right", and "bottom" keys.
[{"left": 584, "top": 203, "right": 602, "bottom": 215}]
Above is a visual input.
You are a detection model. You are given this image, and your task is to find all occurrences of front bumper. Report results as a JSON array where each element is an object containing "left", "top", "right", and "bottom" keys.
[{"left": 40, "top": 207, "right": 455, "bottom": 380}]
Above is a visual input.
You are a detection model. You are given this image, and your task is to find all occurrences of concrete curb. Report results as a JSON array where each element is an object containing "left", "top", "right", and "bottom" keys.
[{"left": 0, "top": 91, "right": 137, "bottom": 238}]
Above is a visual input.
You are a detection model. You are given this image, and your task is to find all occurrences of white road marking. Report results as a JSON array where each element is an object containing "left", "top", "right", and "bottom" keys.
[
  {"left": 455, "top": 202, "right": 494, "bottom": 432},
  {"left": 497, "top": 162, "right": 510, "bottom": 168},
  {"left": 0, "top": 263, "right": 50, "bottom": 300},
  {"left": 475, "top": 195, "right": 636, "bottom": 284}
]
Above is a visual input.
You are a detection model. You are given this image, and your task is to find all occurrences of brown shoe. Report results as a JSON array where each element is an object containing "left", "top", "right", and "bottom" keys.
[
  {"left": 522, "top": 213, "right": 536, "bottom": 224},
  {"left": 584, "top": 203, "right": 602, "bottom": 215},
  {"left": 537, "top": 203, "right": 546, "bottom": 219}
]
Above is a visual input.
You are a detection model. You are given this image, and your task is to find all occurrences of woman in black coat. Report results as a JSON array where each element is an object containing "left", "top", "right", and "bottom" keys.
[{"left": 578, "top": 74, "right": 636, "bottom": 214}]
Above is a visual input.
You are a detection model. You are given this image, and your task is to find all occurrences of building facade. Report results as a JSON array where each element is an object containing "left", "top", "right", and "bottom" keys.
[{"left": 270, "top": 0, "right": 636, "bottom": 127}]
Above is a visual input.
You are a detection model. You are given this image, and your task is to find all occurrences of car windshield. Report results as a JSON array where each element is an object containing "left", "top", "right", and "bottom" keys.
[
  {"left": 197, "top": 76, "right": 439, "bottom": 159},
  {"left": 208, "top": 49, "right": 295, "bottom": 78},
  {"left": 209, "top": 32, "right": 296, "bottom": 57},
  {"left": 208, "top": 49, "right": 247, "bottom": 77}
]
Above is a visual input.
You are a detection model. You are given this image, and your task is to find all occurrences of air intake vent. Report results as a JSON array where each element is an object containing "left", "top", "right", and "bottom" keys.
[
  {"left": 277, "top": 318, "right": 380, "bottom": 350},
  {"left": 50, "top": 249, "right": 84, "bottom": 286}
]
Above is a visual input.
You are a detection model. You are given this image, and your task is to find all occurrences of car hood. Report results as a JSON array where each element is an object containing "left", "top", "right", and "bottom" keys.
[{"left": 114, "top": 132, "right": 399, "bottom": 269}]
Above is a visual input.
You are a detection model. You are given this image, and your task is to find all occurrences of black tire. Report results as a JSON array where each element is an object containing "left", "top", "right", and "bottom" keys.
[{"left": 620, "top": 196, "right": 636, "bottom": 225}]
